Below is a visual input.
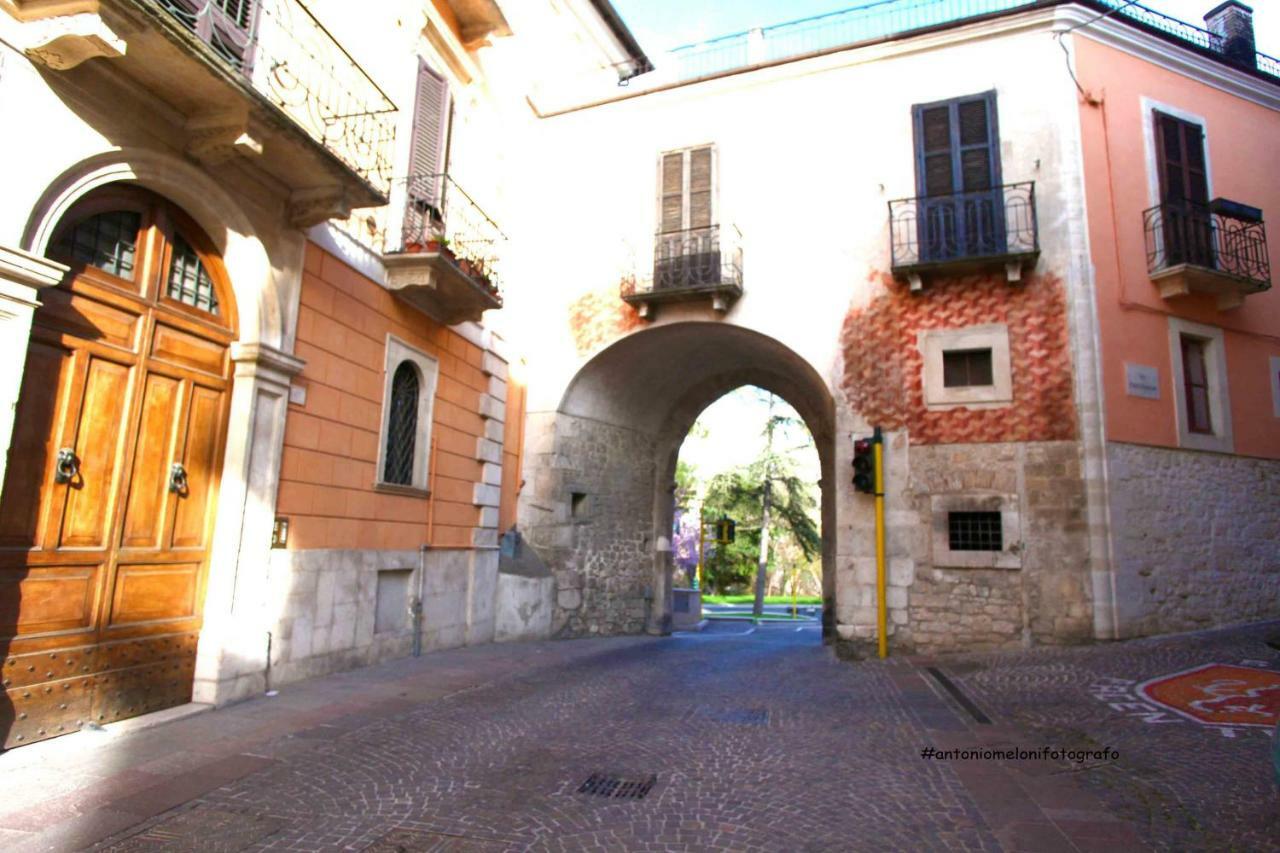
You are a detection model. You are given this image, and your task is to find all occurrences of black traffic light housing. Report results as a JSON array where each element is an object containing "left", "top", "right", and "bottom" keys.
[
  {"left": 715, "top": 516, "right": 736, "bottom": 544},
  {"left": 852, "top": 429, "right": 881, "bottom": 495}
]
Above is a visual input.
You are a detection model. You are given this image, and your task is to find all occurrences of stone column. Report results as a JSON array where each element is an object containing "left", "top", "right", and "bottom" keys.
[
  {"left": 193, "top": 341, "right": 304, "bottom": 706},
  {"left": 0, "top": 245, "right": 67, "bottom": 504}
]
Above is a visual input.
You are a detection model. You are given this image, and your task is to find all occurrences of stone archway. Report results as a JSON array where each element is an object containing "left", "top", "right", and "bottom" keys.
[{"left": 518, "top": 322, "right": 836, "bottom": 639}]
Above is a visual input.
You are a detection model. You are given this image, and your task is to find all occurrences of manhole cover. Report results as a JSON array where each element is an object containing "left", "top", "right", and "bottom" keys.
[{"left": 577, "top": 773, "right": 657, "bottom": 800}]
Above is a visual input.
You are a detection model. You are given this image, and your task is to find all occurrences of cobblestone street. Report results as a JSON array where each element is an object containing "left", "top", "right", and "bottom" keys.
[{"left": 0, "top": 621, "right": 1276, "bottom": 852}]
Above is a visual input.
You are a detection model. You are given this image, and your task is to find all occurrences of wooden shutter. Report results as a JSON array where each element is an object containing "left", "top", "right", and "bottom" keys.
[
  {"left": 918, "top": 106, "right": 954, "bottom": 197},
  {"left": 409, "top": 62, "right": 451, "bottom": 206},
  {"left": 1154, "top": 112, "right": 1208, "bottom": 204},
  {"left": 913, "top": 92, "right": 1000, "bottom": 198},
  {"left": 660, "top": 153, "right": 684, "bottom": 233},
  {"left": 689, "top": 147, "right": 713, "bottom": 229}
]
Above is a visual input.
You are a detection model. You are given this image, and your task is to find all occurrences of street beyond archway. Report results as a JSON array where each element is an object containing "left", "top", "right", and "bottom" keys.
[{"left": 0, "top": 623, "right": 1277, "bottom": 851}]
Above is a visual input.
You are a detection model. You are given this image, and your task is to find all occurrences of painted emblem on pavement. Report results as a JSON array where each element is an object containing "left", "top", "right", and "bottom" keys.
[
  {"left": 1089, "top": 659, "right": 1280, "bottom": 738},
  {"left": 1138, "top": 663, "right": 1280, "bottom": 729}
]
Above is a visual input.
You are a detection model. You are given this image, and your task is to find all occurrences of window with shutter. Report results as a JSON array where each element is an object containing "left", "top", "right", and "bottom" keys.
[
  {"left": 407, "top": 62, "right": 452, "bottom": 219},
  {"left": 655, "top": 145, "right": 719, "bottom": 290},
  {"left": 912, "top": 91, "right": 1003, "bottom": 262},
  {"left": 1154, "top": 111, "right": 1213, "bottom": 268}
]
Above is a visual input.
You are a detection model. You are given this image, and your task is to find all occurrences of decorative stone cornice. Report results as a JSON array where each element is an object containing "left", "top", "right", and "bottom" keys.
[
  {"left": 0, "top": 244, "right": 68, "bottom": 289},
  {"left": 230, "top": 341, "right": 306, "bottom": 386}
]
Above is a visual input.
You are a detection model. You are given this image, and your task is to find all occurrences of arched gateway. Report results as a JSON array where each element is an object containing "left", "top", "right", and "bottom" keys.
[
  {"left": 1, "top": 186, "right": 237, "bottom": 748},
  {"left": 517, "top": 322, "right": 837, "bottom": 638}
]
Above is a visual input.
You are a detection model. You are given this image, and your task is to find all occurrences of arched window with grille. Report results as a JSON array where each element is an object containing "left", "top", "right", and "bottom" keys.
[
  {"left": 383, "top": 362, "right": 419, "bottom": 485},
  {"left": 376, "top": 337, "right": 439, "bottom": 492}
]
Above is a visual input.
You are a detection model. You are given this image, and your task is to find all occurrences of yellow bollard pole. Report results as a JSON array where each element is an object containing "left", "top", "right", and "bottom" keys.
[{"left": 874, "top": 427, "right": 887, "bottom": 659}]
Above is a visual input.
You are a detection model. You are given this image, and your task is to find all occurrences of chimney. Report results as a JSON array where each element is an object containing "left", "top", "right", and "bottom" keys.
[{"left": 1204, "top": 1, "right": 1256, "bottom": 69}]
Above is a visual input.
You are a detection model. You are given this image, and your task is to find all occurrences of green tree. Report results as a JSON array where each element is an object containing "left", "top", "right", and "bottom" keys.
[{"left": 699, "top": 392, "right": 820, "bottom": 598}]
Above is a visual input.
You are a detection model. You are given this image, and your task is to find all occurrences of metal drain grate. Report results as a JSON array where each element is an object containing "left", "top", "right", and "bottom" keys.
[
  {"left": 577, "top": 773, "right": 657, "bottom": 800},
  {"left": 926, "top": 666, "right": 992, "bottom": 725}
]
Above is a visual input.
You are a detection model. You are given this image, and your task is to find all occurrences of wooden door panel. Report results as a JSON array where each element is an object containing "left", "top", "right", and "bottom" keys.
[
  {"left": 0, "top": 342, "right": 75, "bottom": 549},
  {"left": 107, "top": 563, "right": 198, "bottom": 627},
  {"left": 58, "top": 355, "right": 132, "bottom": 549},
  {"left": 150, "top": 322, "right": 227, "bottom": 377},
  {"left": 35, "top": 288, "right": 142, "bottom": 351},
  {"left": 119, "top": 373, "right": 182, "bottom": 549},
  {"left": 170, "top": 383, "right": 224, "bottom": 550},
  {"left": 0, "top": 565, "right": 98, "bottom": 640},
  {"left": 2, "top": 674, "right": 94, "bottom": 749}
]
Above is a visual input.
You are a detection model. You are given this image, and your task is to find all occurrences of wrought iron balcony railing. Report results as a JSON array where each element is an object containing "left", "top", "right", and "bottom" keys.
[
  {"left": 663, "top": 0, "right": 1279, "bottom": 83},
  {"left": 1144, "top": 199, "right": 1270, "bottom": 294},
  {"left": 387, "top": 173, "right": 506, "bottom": 299},
  {"left": 889, "top": 182, "right": 1039, "bottom": 277},
  {"left": 158, "top": 0, "right": 396, "bottom": 192},
  {"left": 626, "top": 224, "right": 743, "bottom": 295}
]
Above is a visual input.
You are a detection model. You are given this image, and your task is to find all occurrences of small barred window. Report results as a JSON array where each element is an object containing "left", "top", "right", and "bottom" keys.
[
  {"left": 948, "top": 511, "right": 1003, "bottom": 551},
  {"left": 383, "top": 362, "right": 420, "bottom": 485},
  {"left": 54, "top": 210, "right": 141, "bottom": 279},
  {"left": 166, "top": 234, "right": 221, "bottom": 314}
]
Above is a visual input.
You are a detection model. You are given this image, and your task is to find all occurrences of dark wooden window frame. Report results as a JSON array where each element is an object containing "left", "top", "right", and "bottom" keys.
[{"left": 1179, "top": 334, "right": 1213, "bottom": 435}]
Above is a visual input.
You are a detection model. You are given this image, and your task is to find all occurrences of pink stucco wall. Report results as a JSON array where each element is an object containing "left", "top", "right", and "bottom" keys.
[{"left": 1073, "top": 34, "right": 1280, "bottom": 459}]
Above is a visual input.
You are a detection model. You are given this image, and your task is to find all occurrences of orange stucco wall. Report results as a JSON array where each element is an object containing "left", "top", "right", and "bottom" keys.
[
  {"left": 276, "top": 243, "right": 487, "bottom": 549},
  {"left": 1073, "top": 35, "right": 1280, "bottom": 458},
  {"left": 499, "top": 371, "right": 526, "bottom": 533}
]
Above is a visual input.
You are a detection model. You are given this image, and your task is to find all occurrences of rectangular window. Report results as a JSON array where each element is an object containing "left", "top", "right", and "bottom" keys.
[
  {"left": 912, "top": 92, "right": 1002, "bottom": 261},
  {"left": 942, "top": 348, "right": 994, "bottom": 388},
  {"left": 1180, "top": 335, "right": 1213, "bottom": 434},
  {"left": 948, "top": 511, "right": 1003, "bottom": 552}
]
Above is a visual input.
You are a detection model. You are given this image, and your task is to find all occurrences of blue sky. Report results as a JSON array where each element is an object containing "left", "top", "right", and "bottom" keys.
[{"left": 612, "top": 0, "right": 1280, "bottom": 56}]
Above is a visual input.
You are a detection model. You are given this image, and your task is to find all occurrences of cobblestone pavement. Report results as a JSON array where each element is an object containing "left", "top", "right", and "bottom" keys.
[
  {"left": 0, "top": 620, "right": 1275, "bottom": 852},
  {"left": 938, "top": 620, "right": 1280, "bottom": 852}
]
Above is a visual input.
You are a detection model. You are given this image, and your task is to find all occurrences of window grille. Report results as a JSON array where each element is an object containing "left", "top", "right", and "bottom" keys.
[
  {"left": 383, "top": 362, "right": 419, "bottom": 485},
  {"left": 942, "top": 348, "right": 994, "bottom": 388},
  {"left": 55, "top": 210, "right": 141, "bottom": 279},
  {"left": 166, "top": 234, "right": 221, "bottom": 314},
  {"left": 948, "top": 511, "right": 1003, "bottom": 551}
]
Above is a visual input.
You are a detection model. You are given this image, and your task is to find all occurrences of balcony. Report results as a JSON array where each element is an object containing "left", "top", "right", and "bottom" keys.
[
  {"left": 380, "top": 173, "right": 505, "bottom": 325},
  {"left": 8, "top": 0, "right": 396, "bottom": 224},
  {"left": 1144, "top": 199, "right": 1271, "bottom": 310},
  {"left": 889, "top": 182, "right": 1039, "bottom": 291},
  {"left": 621, "top": 224, "right": 743, "bottom": 318}
]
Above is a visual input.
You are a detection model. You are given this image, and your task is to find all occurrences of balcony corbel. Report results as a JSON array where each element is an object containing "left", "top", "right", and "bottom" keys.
[
  {"left": 185, "top": 110, "right": 263, "bottom": 165},
  {"left": 289, "top": 187, "right": 352, "bottom": 229},
  {"left": 16, "top": 9, "right": 126, "bottom": 69}
]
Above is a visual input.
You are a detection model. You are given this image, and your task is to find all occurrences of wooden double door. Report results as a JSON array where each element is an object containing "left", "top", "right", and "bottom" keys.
[{"left": 0, "top": 187, "right": 235, "bottom": 749}]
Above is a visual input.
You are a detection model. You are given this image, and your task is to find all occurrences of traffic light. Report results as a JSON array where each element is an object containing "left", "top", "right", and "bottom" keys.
[
  {"left": 715, "top": 516, "right": 736, "bottom": 544},
  {"left": 852, "top": 435, "right": 875, "bottom": 494}
]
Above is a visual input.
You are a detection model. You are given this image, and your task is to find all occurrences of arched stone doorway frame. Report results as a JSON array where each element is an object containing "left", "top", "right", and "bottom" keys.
[
  {"left": 16, "top": 149, "right": 305, "bottom": 705},
  {"left": 539, "top": 321, "right": 839, "bottom": 638}
]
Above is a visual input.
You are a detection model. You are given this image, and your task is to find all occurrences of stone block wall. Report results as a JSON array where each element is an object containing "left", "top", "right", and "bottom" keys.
[
  {"left": 896, "top": 441, "right": 1093, "bottom": 653},
  {"left": 262, "top": 547, "right": 497, "bottom": 688},
  {"left": 519, "top": 412, "right": 657, "bottom": 637},
  {"left": 1107, "top": 442, "right": 1280, "bottom": 636}
]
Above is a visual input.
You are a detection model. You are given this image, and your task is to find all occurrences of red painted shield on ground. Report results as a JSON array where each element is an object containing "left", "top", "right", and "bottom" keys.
[{"left": 1139, "top": 664, "right": 1280, "bottom": 728}]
